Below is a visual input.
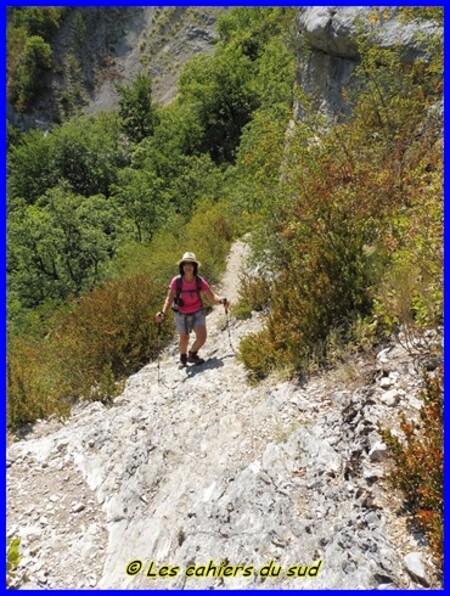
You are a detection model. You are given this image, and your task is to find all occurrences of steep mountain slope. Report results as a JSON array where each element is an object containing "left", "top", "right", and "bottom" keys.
[
  {"left": 9, "top": 7, "right": 223, "bottom": 130},
  {"left": 7, "top": 242, "right": 439, "bottom": 589}
]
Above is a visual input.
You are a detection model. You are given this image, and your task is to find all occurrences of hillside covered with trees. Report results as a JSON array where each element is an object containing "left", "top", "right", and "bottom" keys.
[{"left": 7, "top": 6, "right": 443, "bottom": 571}]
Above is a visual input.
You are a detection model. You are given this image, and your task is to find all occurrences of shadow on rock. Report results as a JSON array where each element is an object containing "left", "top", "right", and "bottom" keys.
[{"left": 184, "top": 357, "right": 224, "bottom": 377}]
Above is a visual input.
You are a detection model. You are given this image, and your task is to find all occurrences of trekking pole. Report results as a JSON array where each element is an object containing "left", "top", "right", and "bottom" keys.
[
  {"left": 156, "top": 320, "right": 178, "bottom": 396},
  {"left": 156, "top": 322, "right": 163, "bottom": 386},
  {"left": 223, "top": 301, "right": 236, "bottom": 355},
  {"left": 156, "top": 322, "right": 172, "bottom": 390}
]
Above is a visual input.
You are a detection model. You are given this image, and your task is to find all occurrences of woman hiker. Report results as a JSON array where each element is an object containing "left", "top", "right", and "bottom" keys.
[{"left": 155, "top": 252, "right": 230, "bottom": 367}]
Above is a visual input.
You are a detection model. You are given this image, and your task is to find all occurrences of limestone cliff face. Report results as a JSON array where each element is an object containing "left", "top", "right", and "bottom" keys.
[
  {"left": 8, "top": 7, "right": 222, "bottom": 131},
  {"left": 294, "top": 7, "right": 441, "bottom": 122},
  {"left": 10, "top": 7, "right": 440, "bottom": 131}
]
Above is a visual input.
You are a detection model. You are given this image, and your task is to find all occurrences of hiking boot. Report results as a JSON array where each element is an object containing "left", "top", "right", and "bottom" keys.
[
  {"left": 187, "top": 351, "right": 205, "bottom": 365},
  {"left": 179, "top": 353, "right": 188, "bottom": 368}
]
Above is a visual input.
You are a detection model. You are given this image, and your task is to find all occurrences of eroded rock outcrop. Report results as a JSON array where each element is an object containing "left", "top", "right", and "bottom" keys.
[{"left": 295, "top": 7, "right": 441, "bottom": 122}]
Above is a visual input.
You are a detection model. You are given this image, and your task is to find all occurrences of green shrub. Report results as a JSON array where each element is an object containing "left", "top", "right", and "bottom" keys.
[
  {"left": 7, "top": 536, "right": 22, "bottom": 587},
  {"left": 234, "top": 274, "right": 271, "bottom": 319},
  {"left": 52, "top": 274, "right": 169, "bottom": 398},
  {"left": 10, "top": 35, "right": 52, "bottom": 112},
  {"left": 237, "top": 329, "right": 275, "bottom": 383},
  {"left": 372, "top": 154, "right": 443, "bottom": 341},
  {"left": 237, "top": 23, "right": 442, "bottom": 380},
  {"left": 7, "top": 335, "right": 70, "bottom": 430},
  {"left": 183, "top": 199, "right": 235, "bottom": 284}
]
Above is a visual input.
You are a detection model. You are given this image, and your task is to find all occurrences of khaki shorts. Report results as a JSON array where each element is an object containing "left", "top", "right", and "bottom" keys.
[{"left": 175, "top": 308, "right": 206, "bottom": 335}]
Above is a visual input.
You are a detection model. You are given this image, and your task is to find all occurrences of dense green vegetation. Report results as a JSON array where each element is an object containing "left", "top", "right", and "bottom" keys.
[
  {"left": 7, "top": 7, "right": 442, "bottom": 567},
  {"left": 232, "top": 7, "right": 443, "bottom": 565},
  {"left": 237, "top": 38, "right": 443, "bottom": 378},
  {"left": 7, "top": 7, "right": 297, "bottom": 425},
  {"left": 7, "top": 7, "right": 67, "bottom": 112}
]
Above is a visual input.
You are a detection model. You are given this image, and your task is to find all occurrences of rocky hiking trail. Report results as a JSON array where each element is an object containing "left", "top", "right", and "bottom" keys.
[{"left": 7, "top": 241, "right": 439, "bottom": 589}]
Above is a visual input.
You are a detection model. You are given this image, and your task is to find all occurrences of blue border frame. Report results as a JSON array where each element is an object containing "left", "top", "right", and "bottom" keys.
[{"left": 3, "top": 2, "right": 446, "bottom": 594}]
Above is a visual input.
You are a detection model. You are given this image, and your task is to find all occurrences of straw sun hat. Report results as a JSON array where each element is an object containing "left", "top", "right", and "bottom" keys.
[{"left": 177, "top": 252, "right": 201, "bottom": 266}]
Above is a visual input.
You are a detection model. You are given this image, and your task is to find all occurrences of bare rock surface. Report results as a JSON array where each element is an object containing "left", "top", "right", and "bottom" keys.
[
  {"left": 295, "top": 7, "right": 442, "bottom": 122},
  {"left": 7, "top": 241, "right": 440, "bottom": 589},
  {"left": 82, "top": 7, "right": 222, "bottom": 113}
]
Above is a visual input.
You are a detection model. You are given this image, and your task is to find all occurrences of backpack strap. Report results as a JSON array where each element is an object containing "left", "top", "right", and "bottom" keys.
[
  {"left": 176, "top": 275, "right": 204, "bottom": 307},
  {"left": 176, "top": 275, "right": 183, "bottom": 303},
  {"left": 196, "top": 275, "right": 203, "bottom": 293},
  {"left": 196, "top": 275, "right": 204, "bottom": 306}
]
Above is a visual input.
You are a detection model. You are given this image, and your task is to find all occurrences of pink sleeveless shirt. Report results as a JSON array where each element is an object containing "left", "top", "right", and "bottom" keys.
[{"left": 169, "top": 276, "right": 210, "bottom": 314}]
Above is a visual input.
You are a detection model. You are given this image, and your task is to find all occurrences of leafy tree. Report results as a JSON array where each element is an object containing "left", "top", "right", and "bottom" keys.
[
  {"left": 8, "top": 185, "right": 124, "bottom": 307},
  {"left": 163, "top": 153, "right": 225, "bottom": 217},
  {"left": 8, "top": 129, "right": 56, "bottom": 206},
  {"left": 217, "top": 7, "right": 294, "bottom": 61},
  {"left": 8, "top": 7, "right": 66, "bottom": 38},
  {"left": 117, "top": 73, "right": 158, "bottom": 143},
  {"left": 49, "top": 112, "right": 128, "bottom": 197},
  {"left": 253, "top": 38, "right": 295, "bottom": 110},
  {"left": 11, "top": 35, "right": 52, "bottom": 112},
  {"left": 179, "top": 45, "right": 258, "bottom": 163},
  {"left": 176, "top": 8, "right": 295, "bottom": 164},
  {"left": 228, "top": 106, "right": 291, "bottom": 235},
  {"left": 136, "top": 102, "right": 204, "bottom": 166},
  {"left": 111, "top": 167, "right": 165, "bottom": 242},
  {"left": 8, "top": 112, "right": 128, "bottom": 206}
]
